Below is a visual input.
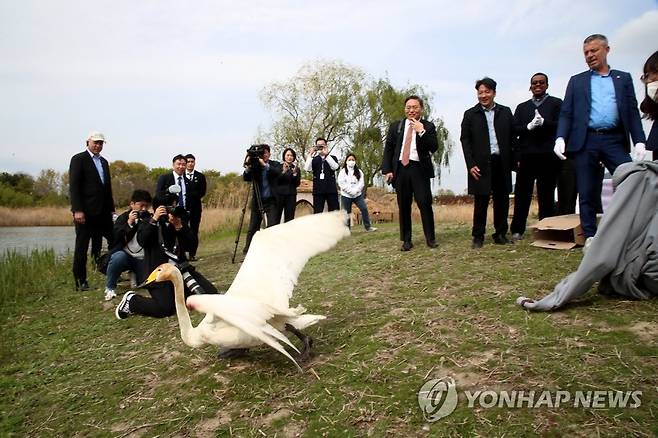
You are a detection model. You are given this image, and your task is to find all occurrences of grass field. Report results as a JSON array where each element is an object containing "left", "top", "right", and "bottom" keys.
[{"left": 1, "top": 220, "right": 657, "bottom": 437}]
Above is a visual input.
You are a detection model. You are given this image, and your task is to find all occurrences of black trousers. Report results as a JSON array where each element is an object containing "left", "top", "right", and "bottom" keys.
[
  {"left": 244, "top": 197, "right": 279, "bottom": 252},
  {"left": 130, "top": 269, "right": 217, "bottom": 318},
  {"left": 394, "top": 161, "right": 435, "bottom": 243},
  {"left": 277, "top": 193, "right": 297, "bottom": 223},
  {"left": 72, "top": 213, "right": 113, "bottom": 283},
  {"left": 312, "top": 193, "right": 339, "bottom": 213},
  {"left": 188, "top": 206, "right": 202, "bottom": 256},
  {"left": 472, "top": 155, "right": 509, "bottom": 240},
  {"left": 510, "top": 153, "right": 558, "bottom": 235}
]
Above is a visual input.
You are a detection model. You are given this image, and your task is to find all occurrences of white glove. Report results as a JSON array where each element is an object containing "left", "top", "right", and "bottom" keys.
[
  {"left": 527, "top": 109, "right": 544, "bottom": 130},
  {"left": 554, "top": 137, "right": 566, "bottom": 160},
  {"left": 633, "top": 143, "right": 647, "bottom": 161}
]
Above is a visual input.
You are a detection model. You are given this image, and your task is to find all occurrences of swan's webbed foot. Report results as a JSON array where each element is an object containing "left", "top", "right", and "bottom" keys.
[
  {"left": 285, "top": 324, "right": 314, "bottom": 362},
  {"left": 217, "top": 348, "right": 249, "bottom": 360}
]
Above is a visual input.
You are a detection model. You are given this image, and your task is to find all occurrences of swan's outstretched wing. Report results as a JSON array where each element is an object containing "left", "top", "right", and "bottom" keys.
[
  {"left": 186, "top": 294, "right": 302, "bottom": 370},
  {"left": 227, "top": 211, "right": 350, "bottom": 309}
]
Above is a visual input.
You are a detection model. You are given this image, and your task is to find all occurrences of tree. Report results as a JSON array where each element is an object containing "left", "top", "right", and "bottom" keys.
[
  {"left": 260, "top": 60, "right": 365, "bottom": 162},
  {"left": 260, "top": 62, "right": 452, "bottom": 192}
]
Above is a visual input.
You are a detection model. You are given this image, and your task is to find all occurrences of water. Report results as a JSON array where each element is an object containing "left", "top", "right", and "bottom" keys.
[{"left": 0, "top": 226, "right": 76, "bottom": 256}]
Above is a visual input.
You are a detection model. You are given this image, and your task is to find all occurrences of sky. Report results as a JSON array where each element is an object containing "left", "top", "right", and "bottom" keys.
[{"left": 1, "top": 0, "right": 657, "bottom": 194}]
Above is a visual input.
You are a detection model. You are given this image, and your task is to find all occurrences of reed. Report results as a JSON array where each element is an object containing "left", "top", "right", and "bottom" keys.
[
  {"left": 0, "top": 207, "right": 72, "bottom": 227},
  {"left": 0, "top": 249, "right": 70, "bottom": 315}
]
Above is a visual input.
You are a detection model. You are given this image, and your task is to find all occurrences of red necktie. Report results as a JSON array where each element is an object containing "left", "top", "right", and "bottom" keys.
[{"left": 401, "top": 122, "right": 413, "bottom": 166}]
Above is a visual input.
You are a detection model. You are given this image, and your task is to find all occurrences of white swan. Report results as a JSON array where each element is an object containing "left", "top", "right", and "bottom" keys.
[{"left": 143, "top": 211, "right": 350, "bottom": 370}]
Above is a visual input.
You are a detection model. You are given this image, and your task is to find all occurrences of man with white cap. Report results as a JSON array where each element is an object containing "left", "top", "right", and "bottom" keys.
[{"left": 69, "top": 131, "right": 116, "bottom": 291}]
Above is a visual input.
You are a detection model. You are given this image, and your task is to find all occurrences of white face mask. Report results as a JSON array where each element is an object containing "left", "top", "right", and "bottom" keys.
[
  {"left": 648, "top": 81, "right": 658, "bottom": 103},
  {"left": 346, "top": 160, "right": 356, "bottom": 169}
]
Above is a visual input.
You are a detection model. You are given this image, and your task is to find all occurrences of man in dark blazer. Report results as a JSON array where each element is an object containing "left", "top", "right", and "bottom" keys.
[
  {"left": 510, "top": 73, "right": 563, "bottom": 240},
  {"left": 184, "top": 154, "right": 207, "bottom": 260},
  {"left": 156, "top": 154, "right": 189, "bottom": 211},
  {"left": 69, "top": 131, "right": 115, "bottom": 290},
  {"left": 554, "top": 34, "right": 646, "bottom": 247},
  {"left": 460, "top": 78, "right": 516, "bottom": 249},
  {"left": 303, "top": 137, "right": 340, "bottom": 213},
  {"left": 382, "top": 95, "right": 439, "bottom": 251}
]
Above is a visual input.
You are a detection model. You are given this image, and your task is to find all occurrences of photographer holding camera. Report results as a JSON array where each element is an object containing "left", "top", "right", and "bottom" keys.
[
  {"left": 115, "top": 186, "right": 217, "bottom": 319},
  {"left": 242, "top": 144, "right": 282, "bottom": 254},
  {"left": 304, "top": 137, "right": 340, "bottom": 213},
  {"left": 103, "top": 189, "right": 152, "bottom": 301}
]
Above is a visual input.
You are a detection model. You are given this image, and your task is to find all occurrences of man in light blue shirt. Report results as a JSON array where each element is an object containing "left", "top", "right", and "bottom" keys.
[{"left": 555, "top": 34, "right": 646, "bottom": 248}]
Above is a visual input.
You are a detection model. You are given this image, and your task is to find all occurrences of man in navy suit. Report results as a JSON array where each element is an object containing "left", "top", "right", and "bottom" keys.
[
  {"left": 156, "top": 154, "right": 189, "bottom": 209},
  {"left": 69, "top": 131, "right": 115, "bottom": 291},
  {"left": 554, "top": 34, "right": 646, "bottom": 248}
]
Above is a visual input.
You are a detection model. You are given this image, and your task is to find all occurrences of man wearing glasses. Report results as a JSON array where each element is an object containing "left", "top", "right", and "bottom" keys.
[
  {"left": 554, "top": 34, "right": 646, "bottom": 250},
  {"left": 382, "top": 95, "right": 439, "bottom": 251},
  {"left": 509, "top": 73, "right": 563, "bottom": 241}
]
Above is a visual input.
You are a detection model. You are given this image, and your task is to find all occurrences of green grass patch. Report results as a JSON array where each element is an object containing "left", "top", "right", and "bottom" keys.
[{"left": 1, "top": 223, "right": 656, "bottom": 436}]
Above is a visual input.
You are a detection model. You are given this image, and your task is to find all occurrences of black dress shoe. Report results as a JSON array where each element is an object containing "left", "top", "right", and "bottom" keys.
[
  {"left": 492, "top": 233, "right": 510, "bottom": 245},
  {"left": 426, "top": 239, "right": 438, "bottom": 249},
  {"left": 188, "top": 255, "right": 198, "bottom": 261},
  {"left": 76, "top": 280, "right": 90, "bottom": 291},
  {"left": 471, "top": 238, "right": 484, "bottom": 249},
  {"left": 400, "top": 241, "right": 413, "bottom": 251}
]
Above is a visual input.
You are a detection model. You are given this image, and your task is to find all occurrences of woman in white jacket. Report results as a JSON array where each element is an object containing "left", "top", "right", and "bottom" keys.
[{"left": 337, "top": 153, "right": 377, "bottom": 231}]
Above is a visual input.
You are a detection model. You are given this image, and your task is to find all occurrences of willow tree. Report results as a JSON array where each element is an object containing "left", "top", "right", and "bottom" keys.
[
  {"left": 260, "top": 61, "right": 451, "bottom": 190},
  {"left": 260, "top": 60, "right": 365, "bottom": 162}
]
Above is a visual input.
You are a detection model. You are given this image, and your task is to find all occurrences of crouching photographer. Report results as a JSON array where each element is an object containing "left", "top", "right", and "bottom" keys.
[
  {"left": 102, "top": 189, "right": 152, "bottom": 301},
  {"left": 115, "top": 186, "right": 217, "bottom": 319}
]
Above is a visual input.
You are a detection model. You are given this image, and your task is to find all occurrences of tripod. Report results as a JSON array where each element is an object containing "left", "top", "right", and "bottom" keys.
[{"left": 232, "top": 171, "right": 267, "bottom": 264}]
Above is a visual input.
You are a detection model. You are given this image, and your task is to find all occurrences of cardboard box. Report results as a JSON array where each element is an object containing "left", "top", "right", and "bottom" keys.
[{"left": 530, "top": 214, "right": 586, "bottom": 250}]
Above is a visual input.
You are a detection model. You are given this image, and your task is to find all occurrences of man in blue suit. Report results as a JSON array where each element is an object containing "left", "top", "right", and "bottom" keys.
[{"left": 554, "top": 34, "right": 646, "bottom": 248}]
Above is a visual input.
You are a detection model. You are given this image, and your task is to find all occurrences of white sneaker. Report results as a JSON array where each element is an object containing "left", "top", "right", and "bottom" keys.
[
  {"left": 129, "top": 272, "right": 138, "bottom": 288},
  {"left": 583, "top": 236, "right": 594, "bottom": 254},
  {"left": 104, "top": 288, "right": 117, "bottom": 301},
  {"left": 366, "top": 227, "right": 377, "bottom": 232}
]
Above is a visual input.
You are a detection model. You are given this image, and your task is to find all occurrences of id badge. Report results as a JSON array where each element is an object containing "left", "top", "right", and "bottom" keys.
[{"left": 320, "top": 173, "right": 325, "bottom": 180}]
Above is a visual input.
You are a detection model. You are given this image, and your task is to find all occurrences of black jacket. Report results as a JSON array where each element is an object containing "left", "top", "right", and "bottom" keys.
[
  {"left": 275, "top": 164, "right": 301, "bottom": 196},
  {"left": 137, "top": 218, "right": 196, "bottom": 271},
  {"left": 513, "top": 95, "right": 563, "bottom": 156},
  {"left": 460, "top": 103, "right": 516, "bottom": 195},
  {"left": 243, "top": 160, "right": 282, "bottom": 199},
  {"left": 382, "top": 119, "right": 438, "bottom": 186},
  {"left": 108, "top": 210, "right": 139, "bottom": 254},
  {"left": 156, "top": 172, "right": 189, "bottom": 208},
  {"left": 185, "top": 170, "right": 207, "bottom": 211},
  {"left": 648, "top": 121, "right": 657, "bottom": 152},
  {"left": 69, "top": 150, "right": 115, "bottom": 216}
]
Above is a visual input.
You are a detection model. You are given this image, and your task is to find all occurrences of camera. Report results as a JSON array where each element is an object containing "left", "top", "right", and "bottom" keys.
[
  {"left": 137, "top": 210, "right": 153, "bottom": 220},
  {"left": 177, "top": 261, "right": 205, "bottom": 295},
  {"left": 247, "top": 144, "right": 265, "bottom": 159},
  {"left": 165, "top": 205, "right": 188, "bottom": 219}
]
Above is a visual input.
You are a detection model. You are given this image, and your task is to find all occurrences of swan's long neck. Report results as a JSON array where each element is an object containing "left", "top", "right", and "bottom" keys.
[{"left": 171, "top": 268, "right": 194, "bottom": 345}]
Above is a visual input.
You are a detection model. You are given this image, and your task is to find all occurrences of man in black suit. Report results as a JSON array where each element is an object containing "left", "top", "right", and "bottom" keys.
[
  {"left": 303, "top": 137, "right": 340, "bottom": 213},
  {"left": 156, "top": 154, "right": 189, "bottom": 211},
  {"left": 510, "top": 73, "right": 563, "bottom": 240},
  {"left": 243, "top": 144, "right": 282, "bottom": 254},
  {"left": 184, "top": 154, "right": 207, "bottom": 260},
  {"left": 460, "top": 78, "right": 516, "bottom": 249},
  {"left": 382, "top": 95, "right": 439, "bottom": 251},
  {"left": 69, "top": 131, "right": 115, "bottom": 290}
]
